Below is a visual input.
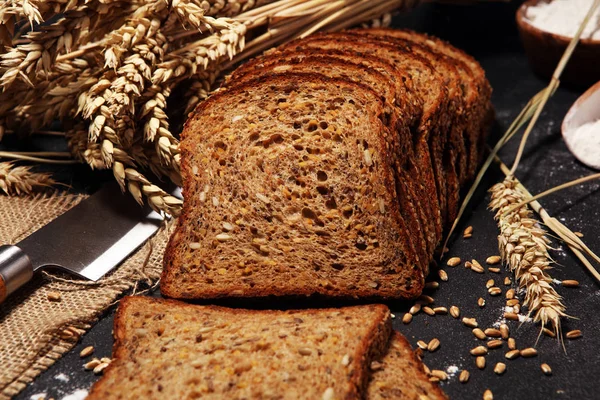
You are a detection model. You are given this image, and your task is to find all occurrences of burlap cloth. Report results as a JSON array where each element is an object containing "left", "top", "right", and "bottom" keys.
[{"left": 0, "top": 192, "right": 173, "bottom": 399}]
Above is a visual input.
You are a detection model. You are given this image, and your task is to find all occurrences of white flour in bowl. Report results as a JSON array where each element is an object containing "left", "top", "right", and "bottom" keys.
[
  {"left": 564, "top": 119, "right": 600, "bottom": 169},
  {"left": 525, "top": 0, "right": 600, "bottom": 40}
]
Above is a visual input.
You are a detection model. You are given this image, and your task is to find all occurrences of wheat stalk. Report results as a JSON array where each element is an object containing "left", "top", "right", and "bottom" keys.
[
  {"left": 494, "top": 156, "right": 600, "bottom": 283},
  {"left": 443, "top": 0, "right": 600, "bottom": 251},
  {"left": 0, "top": 0, "right": 427, "bottom": 215},
  {"left": 489, "top": 177, "right": 567, "bottom": 338},
  {"left": 0, "top": 161, "right": 56, "bottom": 195}
]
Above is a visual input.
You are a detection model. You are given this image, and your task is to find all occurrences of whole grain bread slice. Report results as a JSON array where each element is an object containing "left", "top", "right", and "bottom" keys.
[
  {"left": 346, "top": 29, "right": 465, "bottom": 226},
  {"left": 162, "top": 72, "right": 424, "bottom": 300},
  {"left": 362, "top": 28, "right": 492, "bottom": 182},
  {"left": 223, "top": 52, "right": 430, "bottom": 275},
  {"left": 277, "top": 34, "right": 447, "bottom": 247},
  {"left": 87, "top": 296, "right": 393, "bottom": 400},
  {"left": 368, "top": 331, "right": 449, "bottom": 400}
]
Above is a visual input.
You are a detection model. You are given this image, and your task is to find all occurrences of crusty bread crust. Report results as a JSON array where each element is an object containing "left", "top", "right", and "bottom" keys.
[
  {"left": 346, "top": 29, "right": 466, "bottom": 225},
  {"left": 87, "top": 296, "right": 393, "bottom": 400},
  {"left": 368, "top": 331, "right": 449, "bottom": 400}
]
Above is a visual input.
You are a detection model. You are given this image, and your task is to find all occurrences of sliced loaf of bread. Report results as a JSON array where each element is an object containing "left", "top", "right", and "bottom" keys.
[
  {"left": 223, "top": 53, "right": 430, "bottom": 275},
  {"left": 346, "top": 29, "right": 466, "bottom": 224},
  {"left": 278, "top": 34, "right": 448, "bottom": 246},
  {"left": 162, "top": 73, "right": 424, "bottom": 299},
  {"left": 87, "top": 296, "right": 392, "bottom": 400},
  {"left": 363, "top": 28, "right": 493, "bottom": 182},
  {"left": 368, "top": 332, "right": 449, "bottom": 400}
]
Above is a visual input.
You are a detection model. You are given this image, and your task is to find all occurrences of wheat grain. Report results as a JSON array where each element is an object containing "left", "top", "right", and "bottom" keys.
[
  {"left": 0, "top": 0, "right": 425, "bottom": 215},
  {"left": 0, "top": 161, "right": 55, "bottom": 195},
  {"left": 489, "top": 177, "right": 566, "bottom": 337}
]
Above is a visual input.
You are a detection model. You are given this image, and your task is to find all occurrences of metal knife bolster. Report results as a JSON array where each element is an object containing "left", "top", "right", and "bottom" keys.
[{"left": 0, "top": 245, "right": 33, "bottom": 297}]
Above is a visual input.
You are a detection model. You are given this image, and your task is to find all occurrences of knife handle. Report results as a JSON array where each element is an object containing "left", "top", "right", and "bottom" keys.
[{"left": 0, "top": 245, "right": 34, "bottom": 304}]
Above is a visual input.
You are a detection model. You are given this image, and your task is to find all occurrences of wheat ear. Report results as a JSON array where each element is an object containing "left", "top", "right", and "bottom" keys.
[
  {"left": 0, "top": 161, "right": 56, "bottom": 195},
  {"left": 489, "top": 178, "right": 567, "bottom": 338}
]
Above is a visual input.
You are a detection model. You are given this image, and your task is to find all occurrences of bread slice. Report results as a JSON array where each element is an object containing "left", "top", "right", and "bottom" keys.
[
  {"left": 368, "top": 331, "right": 449, "bottom": 400},
  {"left": 346, "top": 29, "right": 465, "bottom": 225},
  {"left": 162, "top": 72, "right": 425, "bottom": 299},
  {"left": 87, "top": 296, "right": 393, "bottom": 400},
  {"left": 362, "top": 28, "right": 492, "bottom": 182},
  {"left": 277, "top": 34, "right": 447, "bottom": 245},
  {"left": 223, "top": 52, "right": 430, "bottom": 275}
]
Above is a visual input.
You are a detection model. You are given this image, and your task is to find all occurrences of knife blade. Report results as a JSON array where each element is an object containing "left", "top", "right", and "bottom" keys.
[{"left": 0, "top": 182, "right": 170, "bottom": 303}]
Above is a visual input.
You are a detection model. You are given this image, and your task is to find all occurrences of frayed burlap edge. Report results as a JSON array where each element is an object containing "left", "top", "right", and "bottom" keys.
[{"left": 0, "top": 192, "right": 174, "bottom": 400}]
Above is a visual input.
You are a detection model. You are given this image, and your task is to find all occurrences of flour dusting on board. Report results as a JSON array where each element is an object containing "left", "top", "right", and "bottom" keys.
[
  {"left": 446, "top": 365, "right": 460, "bottom": 378},
  {"left": 54, "top": 373, "right": 70, "bottom": 382},
  {"left": 60, "top": 389, "right": 88, "bottom": 400}
]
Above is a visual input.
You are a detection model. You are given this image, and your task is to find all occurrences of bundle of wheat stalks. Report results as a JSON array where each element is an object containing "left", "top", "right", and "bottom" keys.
[
  {"left": 489, "top": 178, "right": 566, "bottom": 336},
  {"left": 0, "top": 0, "right": 429, "bottom": 215}
]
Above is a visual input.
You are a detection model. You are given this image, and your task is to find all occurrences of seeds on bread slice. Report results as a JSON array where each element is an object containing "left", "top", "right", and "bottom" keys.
[
  {"left": 162, "top": 73, "right": 424, "bottom": 300},
  {"left": 368, "top": 331, "right": 449, "bottom": 400},
  {"left": 279, "top": 34, "right": 447, "bottom": 252},
  {"left": 87, "top": 296, "right": 393, "bottom": 400},
  {"left": 224, "top": 53, "right": 430, "bottom": 275}
]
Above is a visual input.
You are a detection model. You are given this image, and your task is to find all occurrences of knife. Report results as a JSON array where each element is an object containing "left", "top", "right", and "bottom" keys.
[{"left": 0, "top": 182, "right": 169, "bottom": 304}]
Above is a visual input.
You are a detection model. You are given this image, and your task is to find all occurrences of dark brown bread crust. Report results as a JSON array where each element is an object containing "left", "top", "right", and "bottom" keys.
[
  {"left": 88, "top": 296, "right": 393, "bottom": 400},
  {"left": 368, "top": 331, "right": 449, "bottom": 400},
  {"left": 162, "top": 72, "right": 425, "bottom": 300}
]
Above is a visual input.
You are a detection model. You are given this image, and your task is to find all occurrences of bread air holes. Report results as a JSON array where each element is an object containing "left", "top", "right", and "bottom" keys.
[
  {"left": 317, "top": 170, "right": 328, "bottom": 181},
  {"left": 331, "top": 263, "right": 344, "bottom": 271},
  {"left": 325, "top": 197, "right": 337, "bottom": 210},
  {"left": 342, "top": 207, "right": 353, "bottom": 218},
  {"left": 316, "top": 186, "right": 329, "bottom": 195},
  {"left": 262, "top": 134, "right": 284, "bottom": 149},
  {"left": 214, "top": 140, "right": 227, "bottom": 151},
  {"left": 302, "top": 207, "right": 324, "bottom": 227},
  {"left": 355, "top": 242, "right": 367, "bottom": 251},
  {"left": 306, "top": 120, "right": 318, "bottom": 132}
]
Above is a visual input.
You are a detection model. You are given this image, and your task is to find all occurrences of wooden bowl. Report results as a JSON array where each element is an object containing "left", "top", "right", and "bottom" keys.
[
  {"left": 562, "top": 80, "right": 600, "bottom": 170},
  {"left": 516, "top": 0, "right": 600, "bottom": 87}
]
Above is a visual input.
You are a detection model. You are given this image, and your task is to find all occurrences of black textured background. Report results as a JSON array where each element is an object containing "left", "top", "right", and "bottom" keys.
[{"left": 13, "top": 1, "right": 600, "bottom": 399}]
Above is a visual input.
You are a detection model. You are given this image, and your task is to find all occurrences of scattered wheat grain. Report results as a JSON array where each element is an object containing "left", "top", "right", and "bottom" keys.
[
  {"left": 494, "top": 362, "right": 506, "bottom": 375},
  {"left": 447, "top": 257, "right": 461, "bottom": 267},
  {"left": 476, "top": 356, "right": 486, "bottom": 369},
  {"left": 541, "top": 363, "right": 552, "bottom": 375},
  {"left": 566, "top": 330, "right": 582, "bottom": 339},
  {"left": 80, "top": 346, "right": 94, "bottom": 358},
  {"left": 450, "top": 306, "right": 460, "bottom": 318},
  {"left": 427, "top": 338, "right": 440, "bottom": 352}
]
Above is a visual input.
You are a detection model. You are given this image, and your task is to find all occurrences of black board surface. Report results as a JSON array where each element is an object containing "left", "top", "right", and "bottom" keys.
[{"left": 14, "top": 1, "right": 600, "bottom": 399}]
